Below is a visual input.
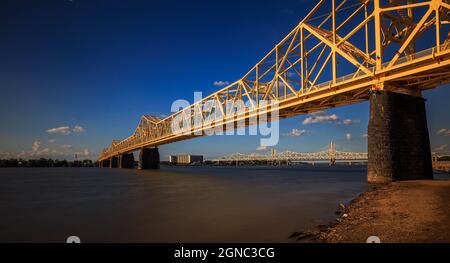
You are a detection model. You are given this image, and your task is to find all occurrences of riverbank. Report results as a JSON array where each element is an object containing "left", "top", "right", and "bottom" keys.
[{"left": 322, "top": 180, "right": 450, "bottom": 243}]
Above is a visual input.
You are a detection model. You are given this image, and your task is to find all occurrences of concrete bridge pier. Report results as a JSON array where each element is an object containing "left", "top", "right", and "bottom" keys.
[
  {"left": 368, "top": 90, "right": 433, "bottom": 184},
  {"left": 109, "top": 156, "right": 119, "bottom": 168},
  {"left": 101, "top": 159, "right": 110, "bottom": 168},
  {"left": 119, "top": 153, "right": 135, "bottom": 169},
  {"left": 139, "top": 147, "right": 160, "bottom": 170}
]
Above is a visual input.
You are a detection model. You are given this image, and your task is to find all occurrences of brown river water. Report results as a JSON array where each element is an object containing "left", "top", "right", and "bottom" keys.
[{"left": 0, "top": 165, "right": 370, "bottom": 242}]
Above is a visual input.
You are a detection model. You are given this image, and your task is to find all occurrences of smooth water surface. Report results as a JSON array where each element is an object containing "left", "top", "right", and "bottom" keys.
[{"left": 0, "top": 165, "right": 368, "bottom": 242}]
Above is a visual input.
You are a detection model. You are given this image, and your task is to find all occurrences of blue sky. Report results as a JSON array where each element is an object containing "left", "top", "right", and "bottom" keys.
[{"left": 0, "top": 0, "right": 449, "bottom": 161}]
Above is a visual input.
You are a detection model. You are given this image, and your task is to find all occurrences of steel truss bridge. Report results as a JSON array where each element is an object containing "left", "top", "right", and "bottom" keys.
[
  {"left": 213, "top": 142, "right": 367, "bottom": 163},
  {"left": 432, "top": 153, "right": 450, "bottom": 172},
  {"left": 99, "top": 0, "right": 450, "bottom": 162}
]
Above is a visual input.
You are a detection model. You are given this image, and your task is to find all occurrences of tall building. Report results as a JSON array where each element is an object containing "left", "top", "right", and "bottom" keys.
[{"left": 169, "top": 154, "right": 203, "bottom": 165}]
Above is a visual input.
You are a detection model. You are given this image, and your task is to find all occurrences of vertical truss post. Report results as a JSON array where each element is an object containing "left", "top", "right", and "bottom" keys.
[
  {"left": 276, "top": 45, "right": 279, "bottom": 98},
  {"left": 332, "top": 0, "right": 337, "bottom": 83},
  {"left": 374, "top": 0, "right": 383, "bottom": 71},
  {"left": 300, "top": 27, "right": 305, "bottom": 95},
  {"left": 408, "top": 0, "right": 416, "bottom": 53},
  {"left": 435, "top": 0, "right": 441, "bottom": 50},
  {"left": 256, "top": 64, "right": 259, "bottom": 105},
  {"left": 364, "top": 4, "right": 369, "bottom": 66}
]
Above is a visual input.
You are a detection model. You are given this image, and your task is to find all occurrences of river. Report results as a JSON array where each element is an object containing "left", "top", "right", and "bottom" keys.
[{"left": 0, "top": 165, "right": 368, "bottom": 242}]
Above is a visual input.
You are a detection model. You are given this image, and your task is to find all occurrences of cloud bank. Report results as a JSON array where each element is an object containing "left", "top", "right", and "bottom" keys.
[
  {"left": 46, "top": 125, "right": 86, "bottom": 135},
  {"left": 437, "top": 128, "right": 450, "bottom": 137},
  {"left": 214, "top": 81, "right": 230, "bottom": 87},
  {"left": 303, "top": 113, "right": 339, "bottom": 125},
  {"left": 285, "top": 129, "right": 310, "bottom": 137}
]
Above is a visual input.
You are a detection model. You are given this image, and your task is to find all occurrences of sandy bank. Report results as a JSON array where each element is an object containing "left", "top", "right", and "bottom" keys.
[{"left": 324, "top": 180, "right": 450, "bottom": 243}]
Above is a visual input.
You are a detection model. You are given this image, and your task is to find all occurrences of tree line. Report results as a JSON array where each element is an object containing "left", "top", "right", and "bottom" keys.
[
  {"left": 0, "top": 158, "right": 98, "bottom": 168},
  {"left": 440, "top": 156, "right": 450, "bottom": 161}
]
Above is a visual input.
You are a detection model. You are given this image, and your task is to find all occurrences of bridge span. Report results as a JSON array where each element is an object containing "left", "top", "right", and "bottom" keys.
[
  {"left": 432, "top": 154, "right": 450, "bottom": 172},
  {"left": 99, "top": 0, "right": 450, "bottom": 183},
  {"left": 213, "top": 142, "right": 367, "bottom": 165}
]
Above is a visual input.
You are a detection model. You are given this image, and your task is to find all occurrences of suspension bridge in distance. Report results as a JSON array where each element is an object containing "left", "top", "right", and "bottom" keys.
[
  {"left": 99, "top": 0, "right": 450, "bottom": 184},
  {"left": 213, "top": 142, "right": 367, "bottom": 165}
]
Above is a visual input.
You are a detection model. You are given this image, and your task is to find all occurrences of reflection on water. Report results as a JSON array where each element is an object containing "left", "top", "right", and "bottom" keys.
[{"left": 0, "top": 165, "right": 368, "bottom": 242}]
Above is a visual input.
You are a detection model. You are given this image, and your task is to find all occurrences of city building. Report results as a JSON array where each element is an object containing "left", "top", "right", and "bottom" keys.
[
  {"left": 169, "top": 154, "right": 203, "bottom": 165},
  {"left": 169, "top": 155, "right": 178, "bottom": 164}
]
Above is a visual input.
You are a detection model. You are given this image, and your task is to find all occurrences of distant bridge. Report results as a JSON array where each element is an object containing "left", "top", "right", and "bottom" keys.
[
  {"left": 213, "top": 142, "right": 367, "bottom": 165},
  {"left": 432, "top": 154, "right": 450, "bottom": 172}
]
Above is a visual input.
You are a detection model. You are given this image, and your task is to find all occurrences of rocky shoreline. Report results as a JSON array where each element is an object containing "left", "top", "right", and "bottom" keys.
[{"left": 291, "top": 180, "right": 450, "bottom": 243}]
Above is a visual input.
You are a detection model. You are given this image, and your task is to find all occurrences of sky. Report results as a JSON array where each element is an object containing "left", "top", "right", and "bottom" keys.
[{"left": 0, "top": 0, "right": 449, "bottom": 161}]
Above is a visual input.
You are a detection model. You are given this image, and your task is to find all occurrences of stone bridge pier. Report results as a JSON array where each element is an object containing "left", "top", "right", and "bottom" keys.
[
  {"left": 139, "top": 147, "right": 160, "bottom": 170},
  {"left": 119, "top": 153, "right": 135, "bottom": 169},
  {"left": 368, "top": 89, "right": 433, "bottom": 184},
  {"left": 109, "top": 156, "right": 119, "bottom": 168},
  {"left": 101, "top": 159, "right": 110, "bottom": 168}
]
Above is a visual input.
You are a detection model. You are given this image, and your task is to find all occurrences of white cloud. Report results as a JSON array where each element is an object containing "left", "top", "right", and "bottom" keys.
[
  {"left": 46, "top": 126, "right": 71, "bottom": 135},
  {"left": 32, "top": 141, "right": 41, "bottom": 152},
  {"left": 73, "top": 125, "right": 86, "bottom": 133},
  {"left": 13, "top": 140, "right": 93, "bottom": 160},
  {"left": 343, "top": 119, "right": 360, "bottom": 125},
  {"left": 46, "top": 125, "right": 86, "bottom": 135},
  {"left": 75, "top": 148, "right": 91, "bottom": 157},
  {"left": 285, "top": 129, "right": 310, "bottom": 137},
  {"left": 437, "top": 128, "right": 450, "bottom": 137},
  {"left": 346, "top": 133, "right": 352, "bottom": 140},
  {"left": 16, "top": 151, "right": 26, "bottom": 158},
  {"left": 0, "top": 152, "right": 12, "bottom": 159},
  {"left": 214, "top": 81, "right": 230, "bottom": 87},
  {"left": 16, "top": 141, "right": 51, "bottom": 158},
  {"left": 434, "top": 144, "right": 448, "bottom": 152},
  {"left": 362, "top": 133, "right": 368, "bottom": 139},
  {"left": 48, "top": 139, "right": 56, "bottom": 143},
  {"left": 303, "top": 113, "right": 339, "bottom": 125},
  {"left": 256, "top": 145, "right": 268, "bottom": 151},
  {"left": 36, "top": 148, "right": 51, "bottom": 155}
]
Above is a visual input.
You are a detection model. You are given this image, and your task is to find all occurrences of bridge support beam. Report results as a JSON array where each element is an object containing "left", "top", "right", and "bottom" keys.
[
  {"left": 119, "top": 153, "right": 135, "bottom": 169},
  {"left": 368, "top": 90, "right": 433, "bottom": 184},
  {"left": 109, "top": 156, "right": 119, "bottom": 168},
  {"left": 101, "top": 159, "right": 110, "bottom": 168},
  {"left": 139, "top": 147, "right": 160, "bottom": 170}
]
